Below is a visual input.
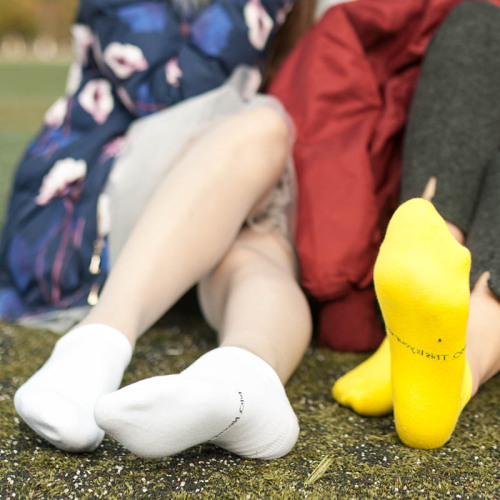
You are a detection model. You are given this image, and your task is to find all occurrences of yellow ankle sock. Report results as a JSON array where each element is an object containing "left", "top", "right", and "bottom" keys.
[
  {"left": 374, "top": 198, "right": 472, "bottom": 449},
  {"left": 332, "top": 338, "right": 392, "bottom": 417}
]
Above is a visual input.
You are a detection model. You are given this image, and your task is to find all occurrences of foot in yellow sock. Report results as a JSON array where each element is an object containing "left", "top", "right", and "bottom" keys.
[
  {"left": 332, "top": 338, "right": 392, "bottom": 417},
  {"left": 374, "top": 198, "right": 472, "bottom": 449}
]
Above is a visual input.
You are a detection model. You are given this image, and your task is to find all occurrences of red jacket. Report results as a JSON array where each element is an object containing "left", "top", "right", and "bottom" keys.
[{"left": 269, "top": 0, "right": 498, "bottom": 351}]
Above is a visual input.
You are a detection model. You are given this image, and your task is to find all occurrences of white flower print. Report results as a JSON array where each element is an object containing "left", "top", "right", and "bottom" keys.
[
  {"left": 165, "top": 58, "right": 183, "bottom": 87},
  {"left": 78, "top": 79, "right": 114, "bottom": 125},
  {"left": 36, "top": 158, "right": 87, "bottom": 206},
  {"left": 244, "top": 0, "right": 274, "bottom": 50},
  {"left": 44, "top": 97, "right": 68, "bottom": 128},
  {"left": 103, "top": 42, "right": 148, "bottom": 80},
  {"left": 71, "top": 24, "right": 94, "bottom": 65},
  {"left": 66, "top": 62, "right": 83, "bottom": 96}
]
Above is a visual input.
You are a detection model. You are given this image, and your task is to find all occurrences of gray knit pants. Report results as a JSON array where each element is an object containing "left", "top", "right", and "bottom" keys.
[{"left": 401, "top": 1, "right": 500, "bottom": 297}]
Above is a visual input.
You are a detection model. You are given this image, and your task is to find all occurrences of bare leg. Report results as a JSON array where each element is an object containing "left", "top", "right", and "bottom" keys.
[
  {"left": 401, "top": 2, "right": 500, "bottom": 235},
  {"left": 334, "top": 3, "right": 500, "bottom": 445},
  {"left": 403, "top": 1, "right": 500, "bottom": 399},
  {"left": 467, "top": 272, "right": 500, "bottom": 395},
  {"left": 198, "top": 227, "right": 312, "bottom": 383},
  {"left": 95, "top": 228, "right": 312, "bottom": 458},
  {"left": 422, "top": 177, "right": 465, "bottom": 244},
  {"left": 424, "top": 177, "right": 500, "bottom": 395},
  {"left": 333, "top": 175, "right": 500, "bottom": 420},
  {"left": 81, "top": 106, "right": 290, "bottom": 346},
  {"left": 14, "top": 106, "right": 294, "bottom": 453},
  {"left": 349, "top": 187, "right": 500, "bottom": 449}
]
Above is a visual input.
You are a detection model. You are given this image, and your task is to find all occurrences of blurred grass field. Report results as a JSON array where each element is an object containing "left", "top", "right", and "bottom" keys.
[{"left": 0, "top": 61, "right": 69, "bottom": 223}]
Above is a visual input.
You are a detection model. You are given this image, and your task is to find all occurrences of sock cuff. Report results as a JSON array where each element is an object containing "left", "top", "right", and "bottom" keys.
[
  {"left": 185, "top": 346, "right": 284, "bottom": 388},
  {"left": 56, "top": 323, "right": 133, "bottom": 364}
]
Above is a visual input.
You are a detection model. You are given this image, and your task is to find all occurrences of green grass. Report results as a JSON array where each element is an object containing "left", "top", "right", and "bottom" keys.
[
  {"left": 1, "top": 318, "right": 499, "bottom": 499},
  {"left": 0, "top": 61, "right": 69, "bottom": 223}
]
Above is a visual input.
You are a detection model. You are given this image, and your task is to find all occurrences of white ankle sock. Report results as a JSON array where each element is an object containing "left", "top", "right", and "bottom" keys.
[
  {"left": 94, "top": 346, "right": 299, "bottom": 459},
  {"left": 14, "top": 324, "right": 132, "bottom": 452}
]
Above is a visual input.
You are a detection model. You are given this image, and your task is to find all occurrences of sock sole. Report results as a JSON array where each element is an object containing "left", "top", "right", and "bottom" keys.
[
  {"left": 374, "top": 198, "right": 472, "bottom": 449},
  {"left": 94, "top": 347, "right": 299, "bottom": 460}
]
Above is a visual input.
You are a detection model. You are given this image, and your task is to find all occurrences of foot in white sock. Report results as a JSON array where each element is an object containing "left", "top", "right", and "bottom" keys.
[
  {"left": 14, "top": 324, "right": 132, "bottom": 452},
  {"left": 94, "top": 346, "right": 299, "bottom": 459}
]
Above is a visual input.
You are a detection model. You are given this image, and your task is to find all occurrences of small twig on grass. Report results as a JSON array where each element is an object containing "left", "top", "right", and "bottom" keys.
[{"left": 305, "top": 455, "right": 334, "bottom": 486}]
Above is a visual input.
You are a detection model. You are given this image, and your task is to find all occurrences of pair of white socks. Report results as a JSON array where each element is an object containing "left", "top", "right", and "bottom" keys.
[{"left": 14, "top": 324, "right": 299, "bottom": 459}]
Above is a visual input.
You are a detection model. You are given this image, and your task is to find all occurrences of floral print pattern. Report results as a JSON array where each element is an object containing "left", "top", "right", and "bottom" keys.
[
  {"left": 44, "top": 97, "right": 68, "bottom": 128},
  {"left": 71, "top": 24, "right": 93, "bottom": 65},
  {"left": 0, "top": 0, "right": 295, "bottom": 321},
  {"left": 103, "top": 43, "right": 149, "bottom": 80},
  {"left": 191, "top": 3, "right": 233, "bottom": 56},
  {"left": 245, "top": 0, "right": 274, "bottom": 50},
  {"left": 117, "top": 2, "right": 169, "bottom": 33},
  {"left": 66, "top": 62, "right": 83, "bottom": 95},
  {"left": 165, "top": 58, "right": 183, "bottom": 87},
  {"left": 36, "top": 158, "right": 87, "bottom": 206},
  {"left": 78, "top": 79, "right": 115, "bottom": 124}
]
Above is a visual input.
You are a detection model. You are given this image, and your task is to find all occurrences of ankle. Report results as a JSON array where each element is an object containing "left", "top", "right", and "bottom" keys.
[
  {"left": 78, "top": 317, "right": 137, "bottom": 349},
  {"left": 467, "top": 272, "right": 500, "bottom": 393},
  {"left": 467, "top": 357, "right": 481, "bottom": 397},
  {"left": 445, "top": 222, "right": 465, "bottom": 245}
]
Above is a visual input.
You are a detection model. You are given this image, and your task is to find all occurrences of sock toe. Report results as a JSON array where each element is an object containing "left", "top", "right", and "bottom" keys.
[
  {"left": 15, "top": 387, "right": 104, "bottom": 452},
  {"left": 14, "top": 324, "right": 131, "bottom": 453},
  {"left": 332, "top": 338, "right": 393, "bottom": 417}
]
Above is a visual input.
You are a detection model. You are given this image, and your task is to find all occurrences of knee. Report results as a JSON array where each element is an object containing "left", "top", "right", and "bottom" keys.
[
  {"left": 245, "top": 105, "right": 291, "bottom": 147},
  {"left": 230, "top": 105, "right": 291, "bottom": 184}
]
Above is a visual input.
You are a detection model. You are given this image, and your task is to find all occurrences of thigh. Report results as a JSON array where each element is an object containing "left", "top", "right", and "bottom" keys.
[
  {"left": 105, "top": 87, "right": 233, "bottom": 264},
  {"left": 106, "top": 68, "right": 292, "bottom": 264},
  {"left": 466, "top": 151, "right": 500, "bottom": 297},
  {"left": 401, "top": 1, "right": 500, "bottom": 234}
]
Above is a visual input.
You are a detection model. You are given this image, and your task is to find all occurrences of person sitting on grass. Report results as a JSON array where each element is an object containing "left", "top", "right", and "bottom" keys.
[{"left": 11, "top": 0, "right": 319, "bottom": 459}]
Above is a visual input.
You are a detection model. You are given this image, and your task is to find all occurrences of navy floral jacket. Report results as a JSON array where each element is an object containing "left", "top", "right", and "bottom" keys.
[{"left": 0, "top": 0, "right": 294, "bottom": 320}]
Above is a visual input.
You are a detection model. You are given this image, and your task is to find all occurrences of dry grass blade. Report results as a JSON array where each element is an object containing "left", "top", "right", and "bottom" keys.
[{"left": 305, "top": 455, "right": 334, "bottom": 486}]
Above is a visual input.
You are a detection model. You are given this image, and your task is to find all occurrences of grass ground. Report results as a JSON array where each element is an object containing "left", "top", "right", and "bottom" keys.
[{"left": 0, "top": 62, "right": 499, "bottom": 499}]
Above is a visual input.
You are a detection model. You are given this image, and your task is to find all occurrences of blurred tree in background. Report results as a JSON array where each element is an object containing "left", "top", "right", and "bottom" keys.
[{"left": 0, "top": 0, "right": 78, "bottom": 42}]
